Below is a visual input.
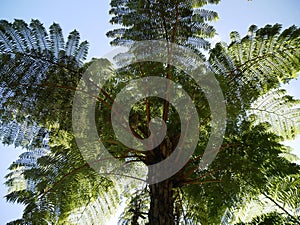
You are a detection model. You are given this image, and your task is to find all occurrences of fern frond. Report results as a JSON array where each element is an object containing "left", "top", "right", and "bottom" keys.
[
  {"left": 5, "top": 189, "right": 34, "bottom": 205},
  {"left": 14, "top": 19, "right": 37, "bottom": 52},
  {"left": 193, "top": 8, "right": 218, "bottom": 22},
  {"left": 75, "top": 41, "right": 89, "bottom": 63},
  {"left": 210, "top": 24, "right": 300, "bottom": 83},
  {"left": 191, "top": 22, "right": 216, "bottom": 38},
  {"left": 68, "top": 180, "right": 122, "bottom": 224},
  {"left": 209, "top": 24, "right": 300, "bottom": 121},
  {"left": 249, "top": 89, "right": 300, "bottom": 140},
  {"left": 0, "top": 20, "right": 26, "bottom": 53},
  {"left": 185, "top": 37, "right": 210, "bottom": 50},
  {"left": 30, "top": 19, "right": 49, "bottom": 52},
  {"left": 0, "top": 19, "right": 89, "bottom": 150},
  {"left": 49, "top": 23, "right": 64, "bottom": 58},
  {"left": 232, "top": 174, "right": 300, "bottom": 223},
  {"left": 65, "top": 30, "right": 80, "bottom": 57},
  {"left": 192, "top": 0, "right": 220, "bottom": 8},
  {"left": 0, "top": 26, "right": 15, "bottom": 52}
]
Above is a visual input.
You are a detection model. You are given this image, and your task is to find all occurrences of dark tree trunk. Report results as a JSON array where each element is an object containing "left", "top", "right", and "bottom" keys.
[{"left": 148, "top": 178, "right": 175, "bottom": 225}]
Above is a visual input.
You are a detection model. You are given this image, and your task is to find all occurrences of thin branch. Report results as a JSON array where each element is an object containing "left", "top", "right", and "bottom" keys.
[{"left": 262, "top": 192, "right": 300, "bottom": 225}]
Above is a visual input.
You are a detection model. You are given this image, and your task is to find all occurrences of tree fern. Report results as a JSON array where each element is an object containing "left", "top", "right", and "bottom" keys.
[{"left": 1, "top": 4, "right": 300, "bottom": 225}]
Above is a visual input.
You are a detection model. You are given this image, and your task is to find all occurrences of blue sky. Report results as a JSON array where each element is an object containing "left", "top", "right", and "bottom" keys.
[{"left": 0, "top": 0, "right": 300, "bottom": 224}]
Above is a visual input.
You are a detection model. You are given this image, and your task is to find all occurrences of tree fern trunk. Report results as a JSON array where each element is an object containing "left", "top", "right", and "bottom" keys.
[{"left": 148, "top": 178, "right": 175, "bottom": 225}]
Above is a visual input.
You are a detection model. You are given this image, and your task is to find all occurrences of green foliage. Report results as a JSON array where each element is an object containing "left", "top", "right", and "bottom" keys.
[
  {"left": 5, "top": 132, "right": 122, "bottom": 224},
  {"left": 119, "top": 187, "right": 149, "bottom": 225},
  {"left": 0, "top": 2, "right": 300, "bottom": 225},
  {"left": 208, "top": 24, "right": 300, "bottom": 224},
  {"left": 249, "top": 89, "right": 300, "bottom": 140},
  {"left": 236, "top": 212, "right": 295, "bottom": 225},
  {"left": 0, "top": 20, "right": 121, "bottom": 224},
  {"left": 0, "top": 19, "right": 88, "bottom": 148},
  {"left": 266, "top": 174, "right": 300, "bottom": 212},
  {"left": 209, "top": 24, "right": 300, "bottom": 123},
  {"left": 0, "top": 19, "right": 89, "bottom": 61},
  {"left": 108, "top": 0, "right": 219, "bottom": 55}
]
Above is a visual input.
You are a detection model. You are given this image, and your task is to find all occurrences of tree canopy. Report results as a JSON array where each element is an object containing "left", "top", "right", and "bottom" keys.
[{"left": 0, "top": 1, "right": 300, "bottom": 224}]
